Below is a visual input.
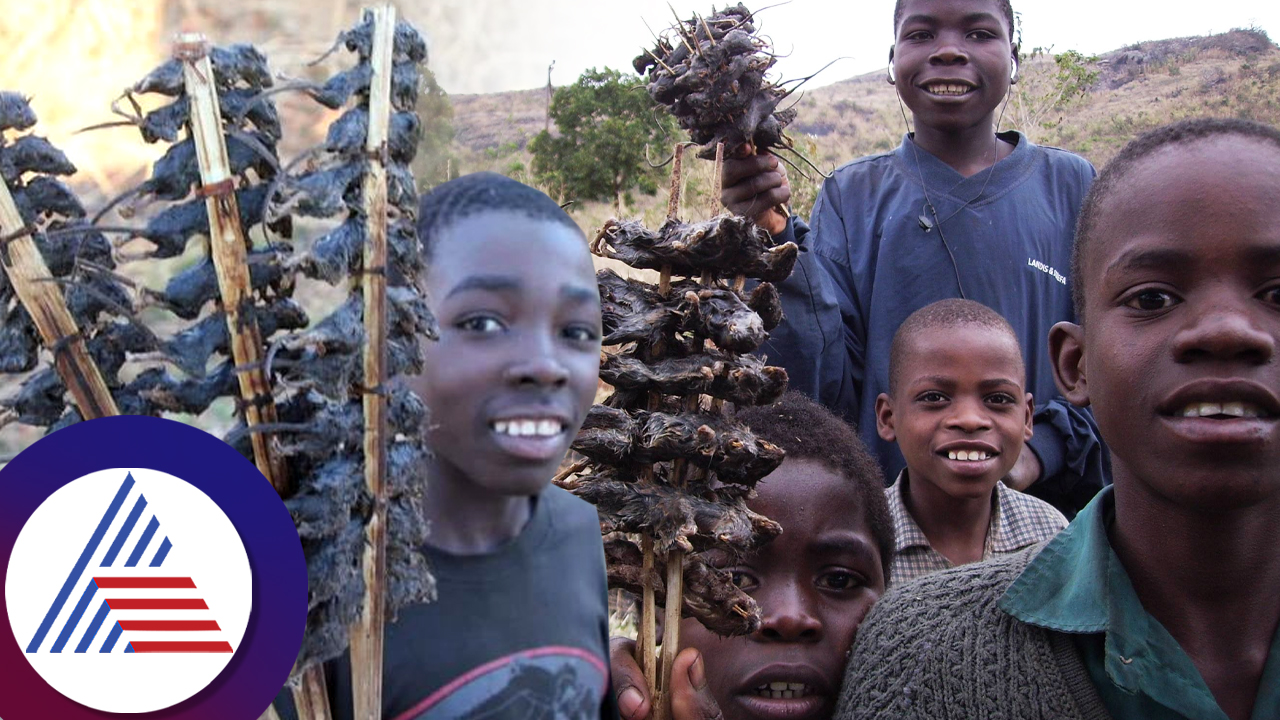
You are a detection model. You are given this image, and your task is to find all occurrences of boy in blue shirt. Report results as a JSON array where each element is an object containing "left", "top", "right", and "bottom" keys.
[{"left": 720, "top": 0, "right": 1106, "bottom": 515}]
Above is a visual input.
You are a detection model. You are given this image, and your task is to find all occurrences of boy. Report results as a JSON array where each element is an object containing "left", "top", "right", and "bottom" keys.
[
  {"left": 720, "top": 0, "right": 1106, "bottom": 515},
  {"left": 608, "top": 392, "right": 896, "bottom": 720},
  {"left": 836, "top": 118, "right": 1280, "bottom": 719},
  {"left": 277, "top": 172, "right": 617, "bottom": 719},
  {"left": 875, "top": 299, "right": 1066, "bottom": 586}
]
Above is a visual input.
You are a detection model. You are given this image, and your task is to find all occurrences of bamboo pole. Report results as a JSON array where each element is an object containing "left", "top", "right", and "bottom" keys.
[
  {"left": 177, "top": 33, "right": 289, "bottom": 493},
  {"left": 0, "top": 186, "right": 119, "bottom": 420},
  {"left": 176, "top": 33, "right": 319, "bottom": 720},
  {"left": 349, "top": 6, "right": 395, "bottom": 720}
]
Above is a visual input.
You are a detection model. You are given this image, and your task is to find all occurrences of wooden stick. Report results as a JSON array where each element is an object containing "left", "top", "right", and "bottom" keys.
[
  {"left": 178, "top": 33, "right": 289, "bottom": 494},
  {"left": 177, "top": 32, "right": 323, "bottom": 720},
  {"left": 638, "top": 534, "right": 658, "bottom": 699},
  {"left": 350, "top": 6, "right": 396, "bottom": 720},
  {"left": 0, "top": 186, "right": 119, "bottom": 420},
  {"left": 653, "top": 140, "right": 695, "bottom": 720},
  {"left": 291, "top": 670, "right": 333, "bottom": 720},
  {"left": 711, "top": 142, "right": 725, "bottom": 219}
]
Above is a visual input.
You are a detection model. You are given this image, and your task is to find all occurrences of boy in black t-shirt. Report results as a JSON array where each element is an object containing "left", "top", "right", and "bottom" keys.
[{"left": 277, "top": 172, "right": 615, "bottom": 720}]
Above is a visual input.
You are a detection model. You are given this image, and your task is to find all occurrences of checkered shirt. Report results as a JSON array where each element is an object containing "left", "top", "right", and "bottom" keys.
[{"left": 885, "top": 469, "right": 1069, "bottom": 588}]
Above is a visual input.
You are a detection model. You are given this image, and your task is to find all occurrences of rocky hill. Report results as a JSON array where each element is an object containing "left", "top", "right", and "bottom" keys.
[{"left": 447, "top": 28, "right": 1280, "bottom": 229}]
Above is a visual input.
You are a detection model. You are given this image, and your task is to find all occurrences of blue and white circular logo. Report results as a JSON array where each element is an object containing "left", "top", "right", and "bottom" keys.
[{"left": 6, "top": 468, "right": 252, "bottom": 713}]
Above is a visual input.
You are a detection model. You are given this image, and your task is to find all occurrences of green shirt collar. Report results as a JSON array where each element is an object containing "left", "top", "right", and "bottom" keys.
[{"left": 999, "top": 486, "right": 1280, "bottom": 720}]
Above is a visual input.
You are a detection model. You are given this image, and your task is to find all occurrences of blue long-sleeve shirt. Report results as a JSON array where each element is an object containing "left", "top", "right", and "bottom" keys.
[{"left": 764, "top": 131, "right": 1108, "bottom": 516}]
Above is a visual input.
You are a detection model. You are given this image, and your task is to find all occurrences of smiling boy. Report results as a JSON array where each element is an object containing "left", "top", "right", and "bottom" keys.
[
  {"left": 718, "top": 0, "right": 1107, "bottom": 517},
  {"left": 276, "top": 172, "right": 617, "bottom": 720},
  {"left": 876, "top": 299, "right": 1066, "bottom": 586},
  {"left": 835, "top": 119, "right": 1280, "bottom": 720}
]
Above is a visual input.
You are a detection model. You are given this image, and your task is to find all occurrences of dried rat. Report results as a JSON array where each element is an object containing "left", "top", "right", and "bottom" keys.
[
  {"left": 0, "top": 135, "right": 76, "bottom": 183},
  {"left": 594, "top": 216, "right": 798, "bottom": 283},
  {"left": 0, "top": 91, "right": 37, "bottom": 132}
]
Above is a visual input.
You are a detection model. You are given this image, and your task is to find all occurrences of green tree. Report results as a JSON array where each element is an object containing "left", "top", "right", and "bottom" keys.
[
  {"left": 530, "top": 67, "right": 676, "bottom": 214},
  {"left": 1011, "top": 48, "right": 1100, "bottom": 142},
  {"left": 412, "top": 67, "right": 458, "bottom": 189}
]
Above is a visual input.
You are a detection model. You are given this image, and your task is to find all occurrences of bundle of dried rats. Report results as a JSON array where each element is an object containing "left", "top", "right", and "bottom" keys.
[{"left": 634, "top": 4, "right": 797, "bottom": 160}]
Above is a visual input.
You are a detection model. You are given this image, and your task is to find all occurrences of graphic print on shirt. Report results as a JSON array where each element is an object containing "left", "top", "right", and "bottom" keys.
[
  {"left": 395, "top": 647, "right": 608, "bottom": 720},
  {"left": 5, "top": 467, "right": 252, "bottom": 713},
  {"left": 1026, "top": 257, "right": 1068, "bottom": 285}
]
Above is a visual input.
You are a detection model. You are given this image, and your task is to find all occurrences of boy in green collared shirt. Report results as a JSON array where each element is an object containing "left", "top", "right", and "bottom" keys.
[{"left": 834, "top": 118, "right": 1280, "bottom": 720}]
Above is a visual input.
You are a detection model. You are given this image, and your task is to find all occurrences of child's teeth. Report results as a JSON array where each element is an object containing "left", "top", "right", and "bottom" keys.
[
  {"left": 519, "top": 420, "right": 537, "bottom": 436},
  {"left": 1179, "top": 402, "right": 1266, "bottom": 418},
  {"left": 948, "top": 451, "right": 958, "bottom": 460},
  {"left": 769, "top": 682, "right": 787, "bottom": 691},
  {"left": 494, "top": 421, "right": 508, "bottom": 434},
  {"left": 537, "top": 419, "right": 560, "bottom": 435}
]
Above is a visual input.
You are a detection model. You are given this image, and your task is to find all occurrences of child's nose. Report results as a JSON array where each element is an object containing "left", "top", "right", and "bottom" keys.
[
  {"left": 1172, "top": 298, "right": 1276, "bottom": 365},
  {"left": 502, "top": 354, "right": 570, "bottom": 387},
  {"left": 929, "top": 34, "right": 970, "bottom": 65},
  {"left": 945, "top": 398, "right": 992, "bottom": 432},
  {"left": 756, "top": 587, "right": 822, "bottom": 643}
]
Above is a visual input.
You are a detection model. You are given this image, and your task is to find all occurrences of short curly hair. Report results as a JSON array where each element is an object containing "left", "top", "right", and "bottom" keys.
[
  {"left": 1072, "top": 118, "right": 1280, "bottom": 321},
  {"left": 736, "top": 391, "right": 896, "bottom": 583},
  {"left": 416, "top": 172, "right": 581, "bottom": 261},
  {"left": 889, "top": 299, "right": 1023, "bottom": 396}
]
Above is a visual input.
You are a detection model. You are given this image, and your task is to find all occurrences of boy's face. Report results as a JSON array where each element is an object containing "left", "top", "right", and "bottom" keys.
[
  {"left": 1052, "top": 137, "right": 1280, "bottom": 510},
  {"left": 876, "top": 326, "right": 1033, "bottom": 499},
  {"left": 892, "top": 0, "right": 1016, "bottom": 135},
  {"left": 678, "top": 458, "right": 885, "bottom": 720},
  {"left": 415, "top": 211, "right": 602, "bottom": 497}
]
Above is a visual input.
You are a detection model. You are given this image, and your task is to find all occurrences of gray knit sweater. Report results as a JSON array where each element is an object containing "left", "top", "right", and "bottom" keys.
[{"left": 835, "top": 547, "right": 1113, "bottom": 719}]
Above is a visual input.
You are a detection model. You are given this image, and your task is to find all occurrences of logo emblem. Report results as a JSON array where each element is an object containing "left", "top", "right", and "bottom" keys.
[
  {"left": 6, "top": 467, "right": 251, "bottom": 712},
  {"left": 1, "top": 415, "right": 304, "bottom": 720}
]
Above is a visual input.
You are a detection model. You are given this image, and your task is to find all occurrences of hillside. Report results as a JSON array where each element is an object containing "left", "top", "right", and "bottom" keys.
[{"left": 447, "top": 28, "right": 1280, "bottom": 230}]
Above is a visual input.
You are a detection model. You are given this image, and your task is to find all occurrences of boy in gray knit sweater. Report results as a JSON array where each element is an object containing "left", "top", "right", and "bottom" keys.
[{"left": 836, "top": 119, "right": 1280, "bottom": 720}]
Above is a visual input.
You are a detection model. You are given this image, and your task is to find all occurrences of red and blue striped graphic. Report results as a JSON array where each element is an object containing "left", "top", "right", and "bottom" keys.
[{"left": 24, "top": 473, "right": 232, "bottom": 655}]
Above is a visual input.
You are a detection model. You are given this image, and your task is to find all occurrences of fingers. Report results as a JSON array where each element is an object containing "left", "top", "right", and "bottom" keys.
[
  {"left": 669, "top": 648, "right": 726, "bottom": 720},
  {"left": 720, "top": 152, "right": 792, "bottom": 233},
  {"left": 611, "top": 637, "right": 652, "bottom": 720},
  {"left": 721, "top": 152, "right": 779, "bottom": 188}
]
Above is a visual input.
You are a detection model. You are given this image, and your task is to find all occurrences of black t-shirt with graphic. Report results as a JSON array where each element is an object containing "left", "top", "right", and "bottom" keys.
[{"left": 276, "top": 486, "right": 618, "bottom": 720}]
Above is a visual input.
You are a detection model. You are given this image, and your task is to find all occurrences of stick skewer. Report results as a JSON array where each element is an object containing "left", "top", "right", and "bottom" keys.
[
  {"left": 350, "top": 6, "right": 396, "bottom": 720},
  {"left": 0, "top": 185, "right": 119, "bottom": 420},
  {"left": 652, "top": 142, "right": 694, "bottom": 720},
  {"left": 176, "top": 33, "right": 318, "bottom": 720}
]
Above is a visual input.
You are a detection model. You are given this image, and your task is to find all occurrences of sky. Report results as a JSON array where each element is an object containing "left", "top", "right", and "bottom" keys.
[{"left": 417, "top": 0, "right": 1280, "bottom": 95}]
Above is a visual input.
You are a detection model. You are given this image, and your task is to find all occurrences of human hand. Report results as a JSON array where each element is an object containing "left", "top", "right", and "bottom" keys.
[
  {"left": 611, "top": 638, "right": 724, "bottom": 720},
  {"left": 1002, "top": 447, "right": 1042, "bottom": 491},
  {"left": 720, "top": 146, "right": 790, "bottom": 236}
]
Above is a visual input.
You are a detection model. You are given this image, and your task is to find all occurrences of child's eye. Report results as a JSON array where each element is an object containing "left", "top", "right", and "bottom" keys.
[
  {"left": 562, "top": 324, "right": 600, "bottom": 343},
  {"left": 457, "top": 315, "right": 505, "bottom": 333},
  {"left": 986, "top": 393, "right": 1016, "bottom": 405},
  {"left": 729, "top": 570, "right": 758, "bottom": 592},
  {"left": 816, "top": 570, "right": 863, "bottom": 591},
  {"left": 967, "top": 30, "right": 997, "bottom": 40},
  {"left": 904, "top": 30, "right": 932, "bottom": 41},
  {"left": 917, "top": 391, "right": 949, "bottom": 403},
  {"left": 1124, "top": 289, "right": 1181, "bottom": 312},
  {"left": 1258, "top": 285, "right": 1280, "bottom": 307}
]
